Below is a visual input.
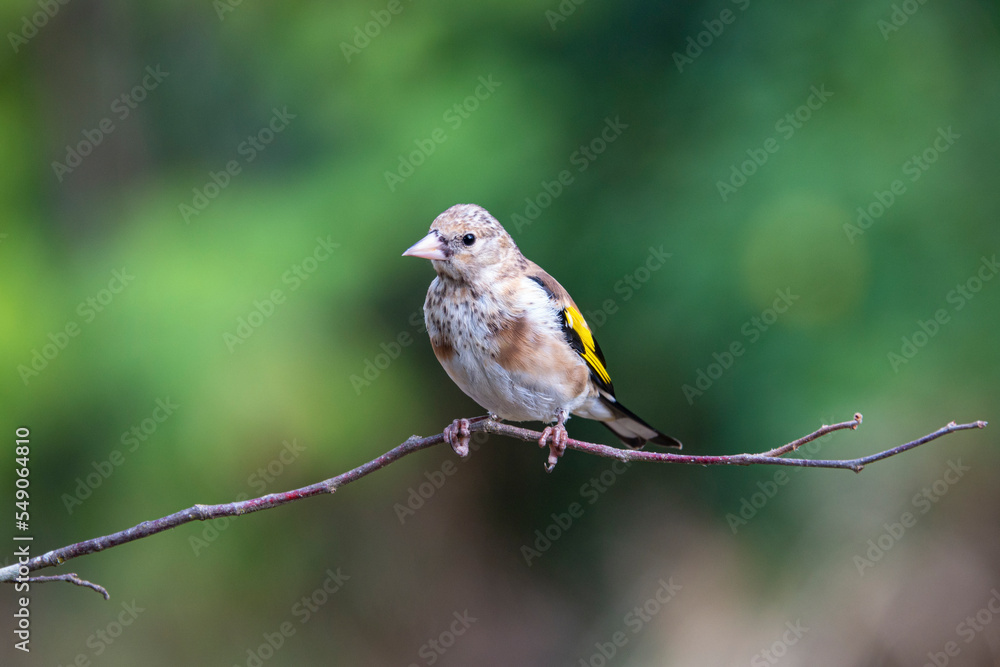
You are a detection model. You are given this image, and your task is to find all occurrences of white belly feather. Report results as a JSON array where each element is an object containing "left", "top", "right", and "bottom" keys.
[{"left": 424, "top": 276, "right": 592, "bottom": 423}]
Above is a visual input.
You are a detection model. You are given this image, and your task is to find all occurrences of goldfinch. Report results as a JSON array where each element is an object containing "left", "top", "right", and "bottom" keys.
[{"left": 403, "top": 203, "right": 681, "bottom": 470}]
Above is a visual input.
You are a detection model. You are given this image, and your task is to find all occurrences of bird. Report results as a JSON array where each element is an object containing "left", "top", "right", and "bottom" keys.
[{"left": 403, "top": 203, "right": 681, "bottom": 471}]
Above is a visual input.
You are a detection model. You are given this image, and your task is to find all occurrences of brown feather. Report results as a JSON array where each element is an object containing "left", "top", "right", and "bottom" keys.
[
  {"left": 431, "top": 338, "right": 455, "bottom": 362},
  {"left": 494, "top": 312, "right": 589, "bottom": 397},
  {"left": 494, "top": 316, "right": 534, "bottom": 371}
]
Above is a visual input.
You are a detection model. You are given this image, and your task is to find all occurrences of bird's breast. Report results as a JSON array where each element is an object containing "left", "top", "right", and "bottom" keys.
[{"left": 423, "top": 277, "right": 591, "bottom": 422}]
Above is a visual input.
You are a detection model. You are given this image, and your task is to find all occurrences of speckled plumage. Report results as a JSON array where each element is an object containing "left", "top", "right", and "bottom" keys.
[{"left": 404, "top": 203, "right": 681, "bottom": 451}]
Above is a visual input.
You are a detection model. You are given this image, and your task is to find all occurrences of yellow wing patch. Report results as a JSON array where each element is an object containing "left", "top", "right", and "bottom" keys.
[{"left": 563, "top": 305, "right": 612, "bottom": 387}]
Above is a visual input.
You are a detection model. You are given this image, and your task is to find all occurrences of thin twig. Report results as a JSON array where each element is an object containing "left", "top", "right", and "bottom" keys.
[
  {"left": 19, "top": 573, "right": 110, "bottom": 599},
  {"left": 479, "top": 417, "right": 985, "bottom": 473},
  {"left": 758, "top": 413, "right": 863, "bottom": 457},
  {"left": 0, "top": 415, "right": 986, "bottom": 596}
]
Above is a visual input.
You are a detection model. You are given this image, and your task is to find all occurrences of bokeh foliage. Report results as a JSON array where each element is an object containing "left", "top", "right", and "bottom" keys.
[{"left": 1, "top": 0, "right": 998, "bottom": 664}]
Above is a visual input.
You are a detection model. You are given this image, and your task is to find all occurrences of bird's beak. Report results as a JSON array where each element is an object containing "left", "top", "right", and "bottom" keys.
[{"left": 402, "top": 231, "right": 449, "bottom": 261}]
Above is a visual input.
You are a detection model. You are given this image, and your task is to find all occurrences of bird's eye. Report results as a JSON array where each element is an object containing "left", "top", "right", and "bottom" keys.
[{"left": 462, "top": 233, "right": 476, "bottom": 246}]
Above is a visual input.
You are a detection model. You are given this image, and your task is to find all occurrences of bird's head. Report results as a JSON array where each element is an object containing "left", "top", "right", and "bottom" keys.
[{"left": 403, "top": 204, "right": 522, "bottom": 284}]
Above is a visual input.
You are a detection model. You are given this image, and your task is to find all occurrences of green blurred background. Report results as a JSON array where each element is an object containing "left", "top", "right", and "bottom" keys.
[{"left": 2, "top": 0, "right": 999, "bottom": 664}]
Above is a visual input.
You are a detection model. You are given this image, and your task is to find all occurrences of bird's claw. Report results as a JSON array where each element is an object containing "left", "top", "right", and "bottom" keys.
[
  {"left": 444, "top": 418, "right": 472, "bottom": 457},
  {"left": 538, "top": 422, "right": 568, "bottom": 473}
]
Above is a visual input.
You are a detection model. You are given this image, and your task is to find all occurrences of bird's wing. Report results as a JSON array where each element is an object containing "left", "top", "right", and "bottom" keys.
[{"left": 525, "top": 269, "right": 615, "bottom": 396}]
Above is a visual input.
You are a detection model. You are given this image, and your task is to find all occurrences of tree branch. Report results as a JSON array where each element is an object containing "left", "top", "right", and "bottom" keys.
[
  {"left": 0, "top": 414, "right": 986, "bottom": 596},
  {"left": 18, "top": 573, "right": 110, "bottom": 599}
]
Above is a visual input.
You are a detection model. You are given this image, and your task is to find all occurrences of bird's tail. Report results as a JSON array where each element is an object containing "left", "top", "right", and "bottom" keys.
[{"left": 599, "top": 394, "right": 682, "bottom": 450}]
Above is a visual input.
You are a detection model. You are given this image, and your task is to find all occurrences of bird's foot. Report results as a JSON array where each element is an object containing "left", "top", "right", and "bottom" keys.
[
  {"left": 538, "top": 412, "right": 569, "bottom": 473},
  {"left": 444, "top": 418, "right": 472, "bottom": 457}
]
